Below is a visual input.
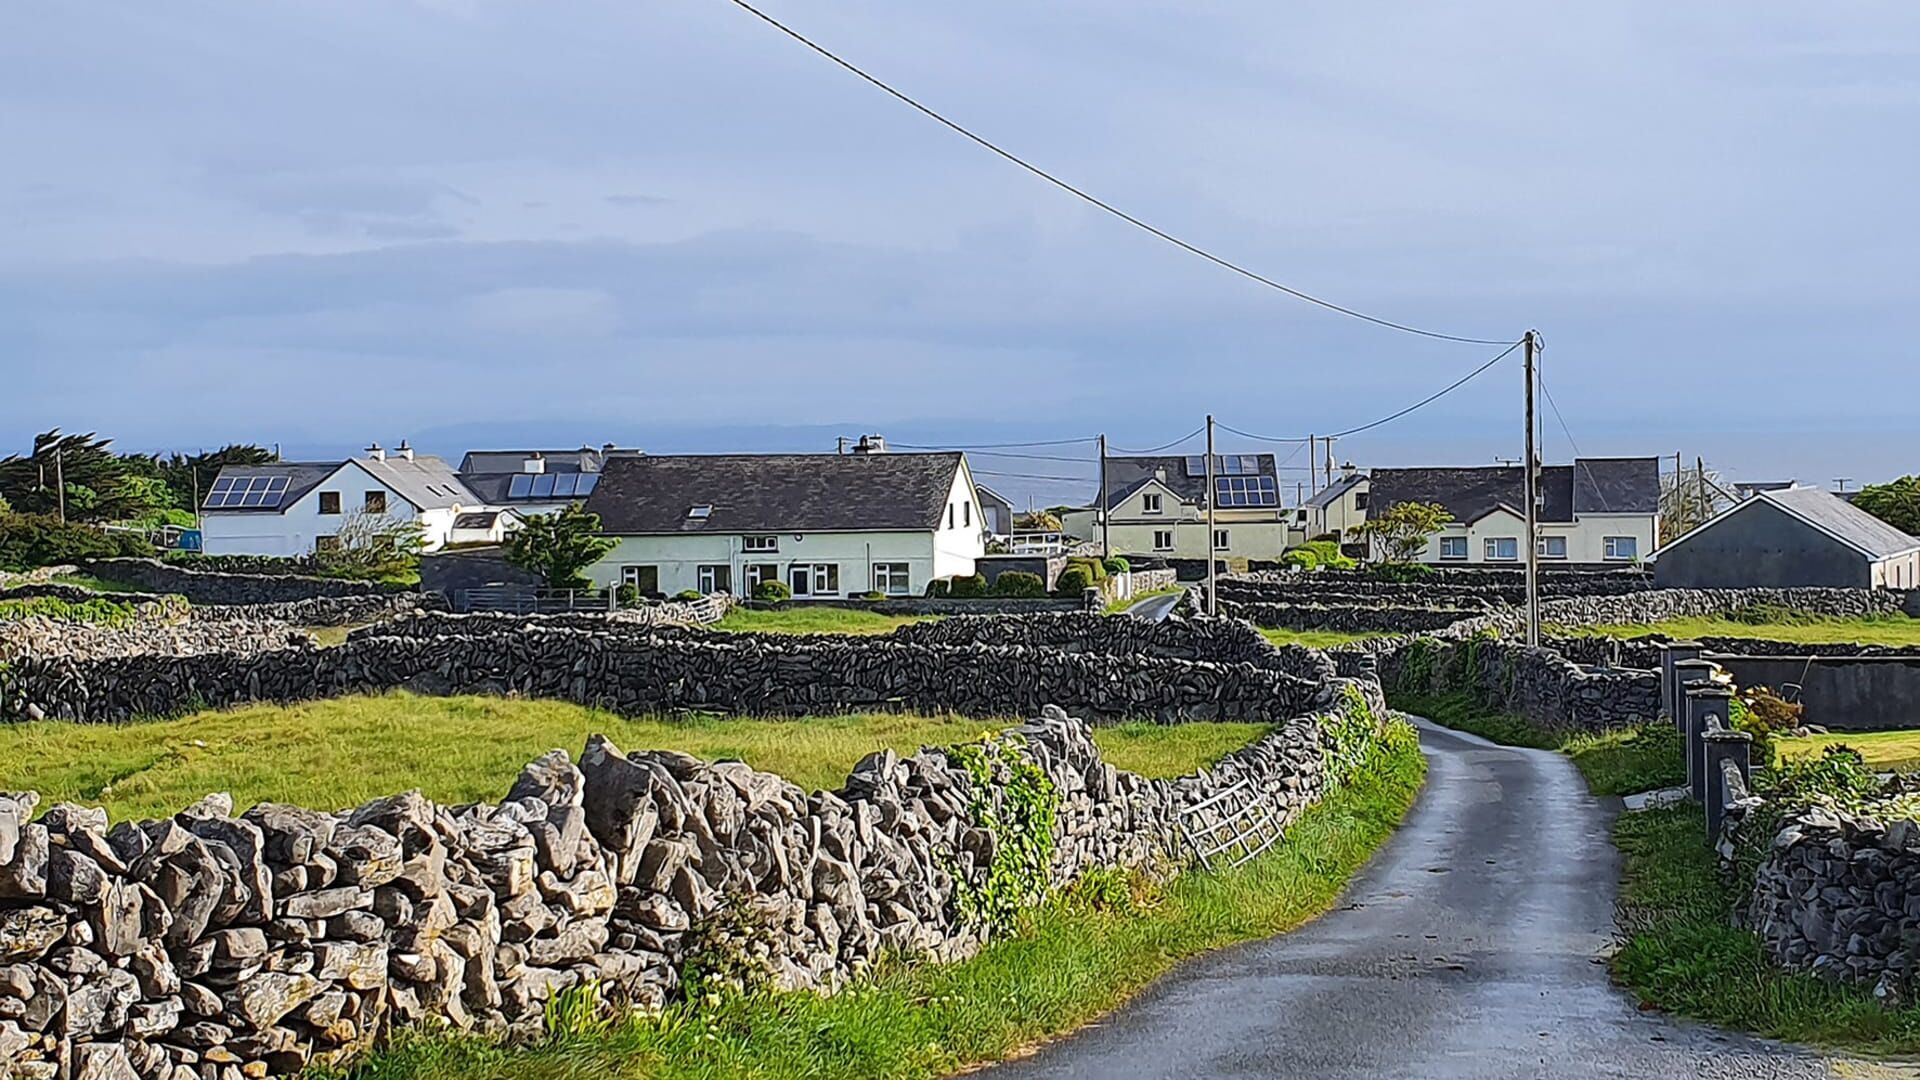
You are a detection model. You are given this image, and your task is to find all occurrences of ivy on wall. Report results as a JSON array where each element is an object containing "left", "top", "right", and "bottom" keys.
[{"left": 948, "top": 735, "right": 1059, "bottom": 936}]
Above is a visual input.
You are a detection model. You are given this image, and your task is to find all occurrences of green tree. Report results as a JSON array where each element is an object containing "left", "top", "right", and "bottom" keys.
[
  {"left": 506, "top": 504, "right": 616, "bottom": 589},
  {"left": 1854, "top": 476, "right": 1920, "bottom": 536},
  {"left": 0, "top": 430, "right": 131, "bottom": 521},
  {"left": 1353, "top": 501, "right": 1454, "bottom": 563},
  {"left": 147, "top": 444, "right": 279, "bottom": 513},
  {"left": 312, "top": 510, "right": 424, "bottom": 583}
]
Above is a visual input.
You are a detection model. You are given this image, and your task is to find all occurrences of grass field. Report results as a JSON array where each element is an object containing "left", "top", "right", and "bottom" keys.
[
  {"left": 1259, "top": 627, "right": 1397, "bottom": 649},
  {"left": 1569, "top": 612, "right": 1920, "bottom": 647},
  {"left": 47, "top": 572, "right": 149, "bottom": 594},
  {"left": 0, "top": 693, "right": 1268, "bottom": 821},
  {"left": 1778, "top": 729, "right": 1920, "bottom": 773},
  {"left": 713, "top": 606, "right": 933, "bottom": 635},
  {"left": 326, "top": 724, "right": 1426, "bottom": 1080},
  {"left": 1390, "top": 688, "right": 1684, "bottom": 796}
]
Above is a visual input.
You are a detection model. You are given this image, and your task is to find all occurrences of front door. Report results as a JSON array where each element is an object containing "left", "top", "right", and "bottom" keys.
[{"left": 789, "top": 564, "right": 812, "bottom": 597}]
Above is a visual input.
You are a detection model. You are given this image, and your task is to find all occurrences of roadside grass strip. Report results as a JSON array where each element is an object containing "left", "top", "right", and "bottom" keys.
[
  {"left": 323, "top": 723, "right": 1427, "bottom": 1080},
  {"left": 1391, "top": 689, "right": 1685, "bottom": 796},
  {"left": 712, "top": 607, "right": 935, "bottom": 635}
]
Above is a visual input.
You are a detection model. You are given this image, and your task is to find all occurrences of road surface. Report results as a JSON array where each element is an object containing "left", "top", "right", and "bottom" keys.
[
  {"left": 1124, "top": 591, "right": 1184, "bottom": 623},
  {"left": 984, "top": 720, "right": 1855, "bottom": 1080}
]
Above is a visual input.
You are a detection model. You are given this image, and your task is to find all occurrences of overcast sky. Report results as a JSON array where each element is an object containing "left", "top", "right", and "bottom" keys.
[{"left": 3, "top": 2, "right": 1915, "bottom": 506}]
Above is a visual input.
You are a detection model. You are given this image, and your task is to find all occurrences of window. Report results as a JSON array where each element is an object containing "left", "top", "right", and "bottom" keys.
[
  {"left": 1142, "top": 493, "right": 1163, "bottom": 514},
  {"left": 1153, "top": 529, "right": 1175, "bottom": 551},
  {"left": 1294, "top": 508, "right": 1307, "bottom": 524},
  {"left": 1538, "top": 536, "right": 1568, "bottom": 559},
  {"left": 687, "top": 504, "right": 712, "bottom": 520},
  {"left": 1604, "top": 535, "right": 1639, "bottom": 561},
  {"left": 314, "top": 535, "right": 340, "bottom": 552},
  {"left": 1485, "top": 537, "right": 1520, "bottom": 561},
  {"left": 363, "top": 491, "right": 387, "bottom": 515},
  {"left": 697, "top": 565, "right": 733, "bottom": 594},
  {"left": 962, "top": 501, "right": 971, "bottom": 528},
  {"left": 947, "top": 503, "right": 956, "bottom": 529},
  {"left": 873, "top": 562, "right": 911, "bottom": 595},
  {"left": 1354, "top": 492, "right": 1370, "bottom": 511},
  {"left": 743, "top": 535, "right": 778, "bottom": 553},
  {"left": 620, "top": 565, "right": 659, "bottom": 595},
  {"left": 746, "top": 563, "right": 779, "bottom": 590},
  {"left": 318, "top": 491, "right": 341, "bottom": 515},
  {"left": 1213, "top": 528, "right": 1230, "bottom": 550},
  {"left": 791, "top": 563, "right": 840, "bottom": 596},
  {"left": 1439, "top": 536, "right": 1468, "bottom": 560}
]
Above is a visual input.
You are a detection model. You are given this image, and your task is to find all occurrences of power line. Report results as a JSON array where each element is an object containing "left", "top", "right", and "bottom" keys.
[
  {"left": 722, "top": 0, "right": 1513, "bottom": 347},
  {"left": 893, "top": 446, "right": 1094, "bottom": 463},
  {"left": 1110, "top": 426, "right": 1206, "bottom": 455},
  {"left": 1537, "top": 364, "right": 1611, "bottom": 513},
  {"left": 1325, "top": 339, "right": 1524, "bottom": 439},
  {"left": 973, "top": 468, "right": 1097, "bottom": 483},
  {"left": 1215, "top": 422, "right": 1308, "bottom": 444},
  {"left": 887, "top": 435, "right": 1096, "bottom": 450}
]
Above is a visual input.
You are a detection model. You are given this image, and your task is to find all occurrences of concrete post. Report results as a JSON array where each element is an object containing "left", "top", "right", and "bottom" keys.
[
  {"left": 1684, "top": 683, "right": 1733, "bottom": 804},
  {"left": 1673, "top": 658, "right": 1718, "bottom": 737},
  {"left": 1663, "top": 643, "right": 1706, "bottom": 729},
  {"left": 1702, "top": 726, "right": 1754, "bottom": 843}
]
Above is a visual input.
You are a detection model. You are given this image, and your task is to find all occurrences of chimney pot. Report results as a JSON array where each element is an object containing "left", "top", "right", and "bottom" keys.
[{"left": 365, "top": 442, "right": 385, "bottom": 462}]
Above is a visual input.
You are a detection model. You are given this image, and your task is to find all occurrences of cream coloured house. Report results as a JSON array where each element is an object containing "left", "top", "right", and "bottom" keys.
[
  {"left": 1060, "top": 454, "right": 1294, "bottom": 562},
  {"left": 1364, "top": 458, "right": 1661, "bottom": 566},
  {"left": 581, "top": 451, "right": 985, "bottom": 598}
]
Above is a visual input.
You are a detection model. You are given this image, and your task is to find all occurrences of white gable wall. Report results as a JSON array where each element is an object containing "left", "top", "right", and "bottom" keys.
[{"left": 200, "top": 460, "right": 468, "bottom": 557}]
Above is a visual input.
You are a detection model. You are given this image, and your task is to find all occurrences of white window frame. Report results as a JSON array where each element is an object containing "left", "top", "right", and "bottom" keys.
[
  {"left": 1538, "top": 535, "right": 1568, "bottom": 560},
  {"left": 1152, "top": 529, "right": 1174, "bottom": 551},
  {"left": 1142, "top": 493, "right": 1163, "bottom": 514},
  {"left": 697, "top": 564, "right": 732, "bottom": 594},
  {"left": 792, "top": 562, "right": 840, "bottom": 596},
  {"left": 1439, "top": 536, "right": 1468, "bottom": 561},
  {"left": 873, "top": 562, "right": 911, "bottom": 596},
  {"left": 620, "top": 565, "right": 659, "bottom": 592},
  {"left": 1213, "top": 528, "right": 1230, "bottom": 551},
  {"left": 1604, "top": 535, "right": 1638, "bottom": 561},
  {"left": 1485, "top": 537, "right": 1519, "bottom": 562},
  {"left": 743, "top": 535, "right": 778, "bottom": 553}
]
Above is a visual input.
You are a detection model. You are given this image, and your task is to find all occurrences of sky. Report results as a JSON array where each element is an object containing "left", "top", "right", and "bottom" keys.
[{"left": 3, "top": 1, "right": 1916, "bottom": 509}]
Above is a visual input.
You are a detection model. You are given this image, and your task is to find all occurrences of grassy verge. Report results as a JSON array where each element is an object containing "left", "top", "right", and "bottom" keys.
[
  {"left": 1105, "top": 585, "right": 1186, "bottom": 615},
  {"left": 330, "top": 723, "right": 1426, "bottom": 1080},
  {"left": 713, "top": 607, "right": 933, "bottom": 635},
  {"left": 1259, "top": 627, "right": 1397, "bottom": 649},
  {"left": 1567, "top": 611, "right": 1920, "bottom": 647},
  {"left": 0, "top": 594, "right": 141, "bottom": 625},
  {"left": 1391, "top": 688, "right": 1683, "bottom": 796},
  {"left": 0, "top": 693, "right": 1266, "bottom": 820},
  {"left": 47, "top": 572, "right": 151, "bottom": 594},
  {"left": 1776, "top": 729, "right": 1920, "bottom": 773},
  {"left": 1612, "top": 804, "right": 1920, "bottom": 1052}
]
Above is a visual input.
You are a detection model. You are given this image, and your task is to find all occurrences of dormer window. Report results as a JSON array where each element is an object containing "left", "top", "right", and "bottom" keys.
[{"left": 688, "top": 504, "right": 713, "bottom": 520}]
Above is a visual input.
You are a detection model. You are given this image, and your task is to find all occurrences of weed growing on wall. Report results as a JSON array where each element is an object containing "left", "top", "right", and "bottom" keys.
[
  {"left": 0, "top": 595, "right": 142, "bottom": 626},
  {"left": 680, "top": 895, "right": 782, "bottom": 1000},
  {"left": 948, "top": 735, "right": 1059, "bottom": 935},
  {"left": 1323, "top": 685, "right": 1382, "bottom": 787}
]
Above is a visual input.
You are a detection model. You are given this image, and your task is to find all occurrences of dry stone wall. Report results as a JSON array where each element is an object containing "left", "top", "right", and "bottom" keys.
[
  {"left": 1219, "top": 599, "right": 1476, "bottom": 635},
  {"left": 1373, "top": 635, "right": 1659, "bottom": 732},
  {"left": 0, "top": 688, "right": 1387, "bottom": 1079},
  {"left": 76, "top": 560, "right": 404, "bottom": 605}
]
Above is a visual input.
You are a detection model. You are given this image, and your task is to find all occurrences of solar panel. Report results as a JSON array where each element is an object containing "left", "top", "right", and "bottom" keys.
[
  {"left": 552, "top": 474, "right": 579, "bottom": 498},
  {"left": 575, "top": 474, "right": 599, "bottom": 497},
  {"left": 1184, "top": 456, "right": 1206, "bottom": 476},
  {"left": 1214, "top": 475, "right": 1278, "bottom": 508},
  {"left": 531, "top": 474, "right": 557, "bottom": 498},
  {"left": 508, "top": 474, "right": 532, "bottom": 498}
]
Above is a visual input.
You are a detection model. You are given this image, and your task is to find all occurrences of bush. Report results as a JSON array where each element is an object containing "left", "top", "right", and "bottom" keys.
[
  {"left": 949, "top": 573, "right": 989, "bottom": 598},
  {"left": 925, "top": 579, "right": 951, "bottom": 598},
  {"left": 1053, "top": 565, "right": 1094, "bottom": 597},
  {"left": 1729, "top": 685, "right": 1804, "bottom": 764},
  {"left": 615, "top": 584, "right": 641, "bottom": 607},
  {"left": 0, "top": 513, "right": 153, "bottom": 571},
  {"left": 751, "top": 579, "right": 792, "bottom": 603},
  {"left": 1369, "top": 562, "right": 1434, "bottom": 583},
  {"left": 673, "top": 589, "right": 704, "bottom": 602},
  {"left": 1064, "top": 556, "right": 1107, "bottom": 583},
  {"left": 1101, "top": 556, "right": 1129, "bottom": 576},
  {"left": 991, "top": 570, "right": 1046, "bottom": 598},
  {"left": 1281, "top": 548, "right": 1318, "bottom": 571}
]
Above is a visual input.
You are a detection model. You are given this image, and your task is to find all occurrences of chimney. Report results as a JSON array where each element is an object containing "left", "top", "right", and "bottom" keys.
[
  {"left": 396, "top": 439, "right": 415, "bottom": 461},
  {"left": 852, "top": 434, "right": 888, "bottom": 455},
  {"left": 365, "top": 442, "right": 385, "bottom": 462},
  {"left": 1340, "top": 461, "right": 1358, "bottom": 480},
  {"left": 1154, "top": 466, "right": 1167, "bottom": 483},
  {"left": 523, "top": 453, "right": 546, "bottom": 475}
]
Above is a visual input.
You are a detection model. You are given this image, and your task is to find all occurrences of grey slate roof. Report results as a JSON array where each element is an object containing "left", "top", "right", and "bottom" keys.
[
  {"left": 457, "top": 448, "right": 618, "bottom": 475},
  {"left": 1306, "top": 472, "right": 1367, "bottom": 509},
  {"left": 1098, "top": 454, "right": 1278, "bottom": 510},
  {"left": 200, "top": 463, "right": 338, "bottom": 513},
  {"left": 1760, "top": 487, "right": 1920, "bottom": 559},
  {"left": 585, "top": 453, "right": 967, "bottom": 535},
  {"left": 1368, "top": 457, "right": 1658, "bottom": 524},
  {"left": 203, "top": 456, "right": 475, "bottom": 514}
]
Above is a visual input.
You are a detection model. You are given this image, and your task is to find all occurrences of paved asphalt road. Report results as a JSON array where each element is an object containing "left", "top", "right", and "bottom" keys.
[
  {"left": 984, "top": 721, "right": 1866, "bottom": 1080},
  {"left": 1124, "top": 592, "right": 1183, "bottom": 623}
]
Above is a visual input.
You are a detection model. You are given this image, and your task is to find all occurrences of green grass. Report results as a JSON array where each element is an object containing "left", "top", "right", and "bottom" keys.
[
  {"left": 0, "top": 594, "right": 140, "bottom": 626},
  {"left": 47, "top": 572, "right": 150, "bottom": 594},
  {"left": 326, "top": 724, "right": 1427, "bottom": 1080},
  {"left": 713, "top": 607, "right": 934, "bottom": 636},
  {"left": 1570, "top": 612, "right": 1920, "bottom": 647},
  {"left": 1612, "top": 804, "right": 1920, "bottom": 1054},
  {"left": 1778, "top": 729, "right": 1920, "bottom": 774},
  {"left": 0, "top": 693, "right": 1265, "bottom": 822},
  {"left": 1258, "top": 627, "right": 1397, "bottom": 649},
  {"left": 1391, "top": 688, "right": 1684, "bottom": 796}
]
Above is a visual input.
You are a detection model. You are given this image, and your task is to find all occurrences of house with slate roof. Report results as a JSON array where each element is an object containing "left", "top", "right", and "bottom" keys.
[
  {"left": 456, "top": 445, "right": 643, "bottom": 518},
  {"left": 580, "top": 450, "right": 986, "bottom": 598},
  {"left": 1364, "top": 456, "right": 1662, "bottom": 566},
  {"left": 1060, "top": 453, "right": 1293, "bottom": 562},
  {"left": 199, "top": 442, "right": 482, "bottom": 556},
  {"left": 1652, "top": 485, "right": 1920, "bottom": 589}
]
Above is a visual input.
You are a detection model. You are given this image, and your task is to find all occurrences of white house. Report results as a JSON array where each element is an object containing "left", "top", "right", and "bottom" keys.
[
  {"left": 1363, "top": 458, "right": 1661, "bottom": 565},
  {"left": 1060, "top": 454, "right": 1294, "bottom": 562},
  {"left": 1296, "top": 466, "right": 1369, "bottom": 543},
  {"left": 199, "top": 443, "right": 481, "bottom": 556},
  {"left": 581, "top": 451, "right": 986, "bottom": 598}
]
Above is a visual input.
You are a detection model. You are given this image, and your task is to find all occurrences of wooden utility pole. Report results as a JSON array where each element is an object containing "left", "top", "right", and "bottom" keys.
[
  {"left": 1205, "top": 415, "right": 1218, "bottom": 617},
  {"left": 1097, "top": 433, "right": 1110, "bottom": 559},
  {"left": 54, "top": 447, "right": 66, "bottom": 525},
  {"left": 1523, "top": 330, "right": 1541, "bottom": 647},
  {"left": 1307, "top": 435, "right": 1316, "bottom": 493}
]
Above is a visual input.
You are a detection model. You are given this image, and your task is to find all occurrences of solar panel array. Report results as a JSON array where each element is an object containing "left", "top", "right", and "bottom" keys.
[
  {"left": 506, "top": 473, "right": 600, "bottom": 500},
  {"left": 204, "top": 475, "right": 291, "bottom": 509},
  {"left": 1215, "top": 475, "right": 1279, "bottom": 507},
  {"left": 1183, "top": 454, "right": 1265, "bottom": 477}
]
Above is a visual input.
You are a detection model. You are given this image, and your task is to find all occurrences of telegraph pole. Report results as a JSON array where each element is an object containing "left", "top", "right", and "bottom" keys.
[
  {"left": 1097, "top": 433, "right": 1110, "bottom": 559},
  {"left": 1307, "top": 434, "right": 1316, "bottom": 493},
  {"left": 54, "top": 447, "right": 67, "bottom": 525},
  {"left": 1523, "top": 330, "right": 1541, "bottom": 646},
  {"left": 1205, "top": 414, "right": 1218, "bottom": 616}
]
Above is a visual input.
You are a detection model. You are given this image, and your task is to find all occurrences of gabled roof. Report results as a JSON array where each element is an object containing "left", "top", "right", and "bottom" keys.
[
  {"left": 1571, "top": 457, "right": 1662, "bottom": 515},
  {"left": 458, "top": 448, "right": 629, "bottom": 475},
  {"left": 200, "top": 463, "right": 338, "bottom": 513},
  {"left": 1657, "top": 486, "right": 1920, "bottom": 562},
  {"left": 1098, "top": 454, "right": 1278, "bottom": 510},
  {"left": 1306, "top": 471, "right": 1366, "bottom": 509},
  {"left": 202, "top": 456, "right": 474, "bottom": 514},
  {"left": 974, "top": 484, "right": 1013, "bottom": 514},
  {"left": 1368, "top": 457, "right": 1658, "bottom": 524},
  {"left": 585, "top": 452, "right": 968, "bottom": 535}
]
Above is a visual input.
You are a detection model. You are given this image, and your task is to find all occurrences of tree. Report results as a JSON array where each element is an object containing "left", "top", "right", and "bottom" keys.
[
  {"left": 0, "top": 430, "right": 134, "bottom": 521},
  {"left": 1015, "top": 510, "right": 1063, "bottom": 532},
  {"left": 1855, "top": 476, "right": 1920, "bottom": 536},
  {"left": 146, "top": 444, "right": 278, "bottom": 513},
  {"left": 1659, "top": 463, "right": 1734, "bottom": 541},
  {"left": 506, "top": 504, "right": 616, "bottom": 589},
  {"left": 313, "top": 510, "right": 424, "bottom": 583},
  {"left": 1353, "top": 501, "right": 1454, "bottom": 563}
]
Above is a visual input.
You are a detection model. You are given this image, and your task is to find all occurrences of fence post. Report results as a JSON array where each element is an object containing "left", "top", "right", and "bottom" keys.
[
  {"left": 1673, "top": 656, "right": 1718, "bottom": 738},
  {"left": 1701, "top": 723, "right": 1753, "bottom": 843},
  {"left": 1662, "top": 642, "right": 1705, "bottom": 729},
  {"left": 1683, "top": 681, "right": 1733, "bottom": 803}
]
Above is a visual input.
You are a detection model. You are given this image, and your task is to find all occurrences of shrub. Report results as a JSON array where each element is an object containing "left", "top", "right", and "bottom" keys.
[
  {"left": 949, "top": 573, "right": 989, "bottom": 599},
  {"left": 1370, "top": 562, "right": 1434, "bottom": 584},
  {"left": 751, "top": 579, "right": 792, "bottom": 603},
  {"left": 0, "top": 512, "right": 153, "bottom": 571},
  {"left": 991, "top": 570, "right": 1045, "bottom": 598},
  {"left": 615, "top": 584, "right": 641, "bottom": 607},
  {"left": 1281, "top": 548, "right": 1318, "bottom": 571},
  {"left": 1064, "top": 556, "right": 1107, "bottom": 582},
  {"left": 1053, "top": 565, "right": 1094, "bottom": 597},
  {"left": 858, "top": 590, "right": 887, "bottom": 601},
  {"left": 925, "top": 579, "right": 951, "bottom": 598},
  {"left": 1101, "top": 556, "right": 1129, "bottom": 576},
  {"left": 673, "top": 589, "right": 704, "bottom": 602}
]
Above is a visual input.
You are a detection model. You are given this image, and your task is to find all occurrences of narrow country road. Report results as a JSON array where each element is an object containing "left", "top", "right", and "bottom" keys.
[
  {"left": 1124, "top": 591, "right": 1184, "bottom": 623},
  {"left": 984, "top": 721, "right": 1852, "bottom": 1080}
]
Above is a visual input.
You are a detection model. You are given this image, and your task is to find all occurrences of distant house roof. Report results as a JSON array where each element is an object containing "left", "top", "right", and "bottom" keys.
[
  {"left": 1306, "top": 471, "right": 1367, "bottom": 509},
  {"left": 458, "top": 447, "right": 641, "bottom": 504},
  {"left": 585, "top": 453, "right": 968, "bottom": 535},
  {"left": 1659, "top": 486, "right": 1920, "bottom": 562},
  {"left": 1368, "top": 457, "right": 1659, "bottom": 524},
  {"left": 458, "top": 448, "right": 629, "bottom": 475},
  {"left": 1099, "top": 454, "right": 1279, "bottom": 510},
  {"left": 202, "top": 456, "right": 474, "bottom": 514},
  {"left": 975, "top": 484, "right": 1013, "bottom": 514}
]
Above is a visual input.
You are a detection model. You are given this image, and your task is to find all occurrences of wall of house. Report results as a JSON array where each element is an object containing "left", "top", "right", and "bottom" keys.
[
  {"left": 1870, "top": 550, "right": 1920, "bottom": 590},
  {"left": 1106, "top": 518, "right": 1291, "bottom": 562},
  {"left": 933, "top": 466, "right": 988, "bottom": 580},
  {"left": 199, "top": 461, "right": 461, "bottom": 557},
  {"left": 1654, "top": 499, "right": 1872, "bottom": 589},
  {"left": 587, "top": 531, "right": 950, "bottom": 598},
  {"left": 1313, "top": 478, "right": 1369, "bottom": 539},
  {"left": 1417, "top": 510, "right": 1655, "bottom": 567}
]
